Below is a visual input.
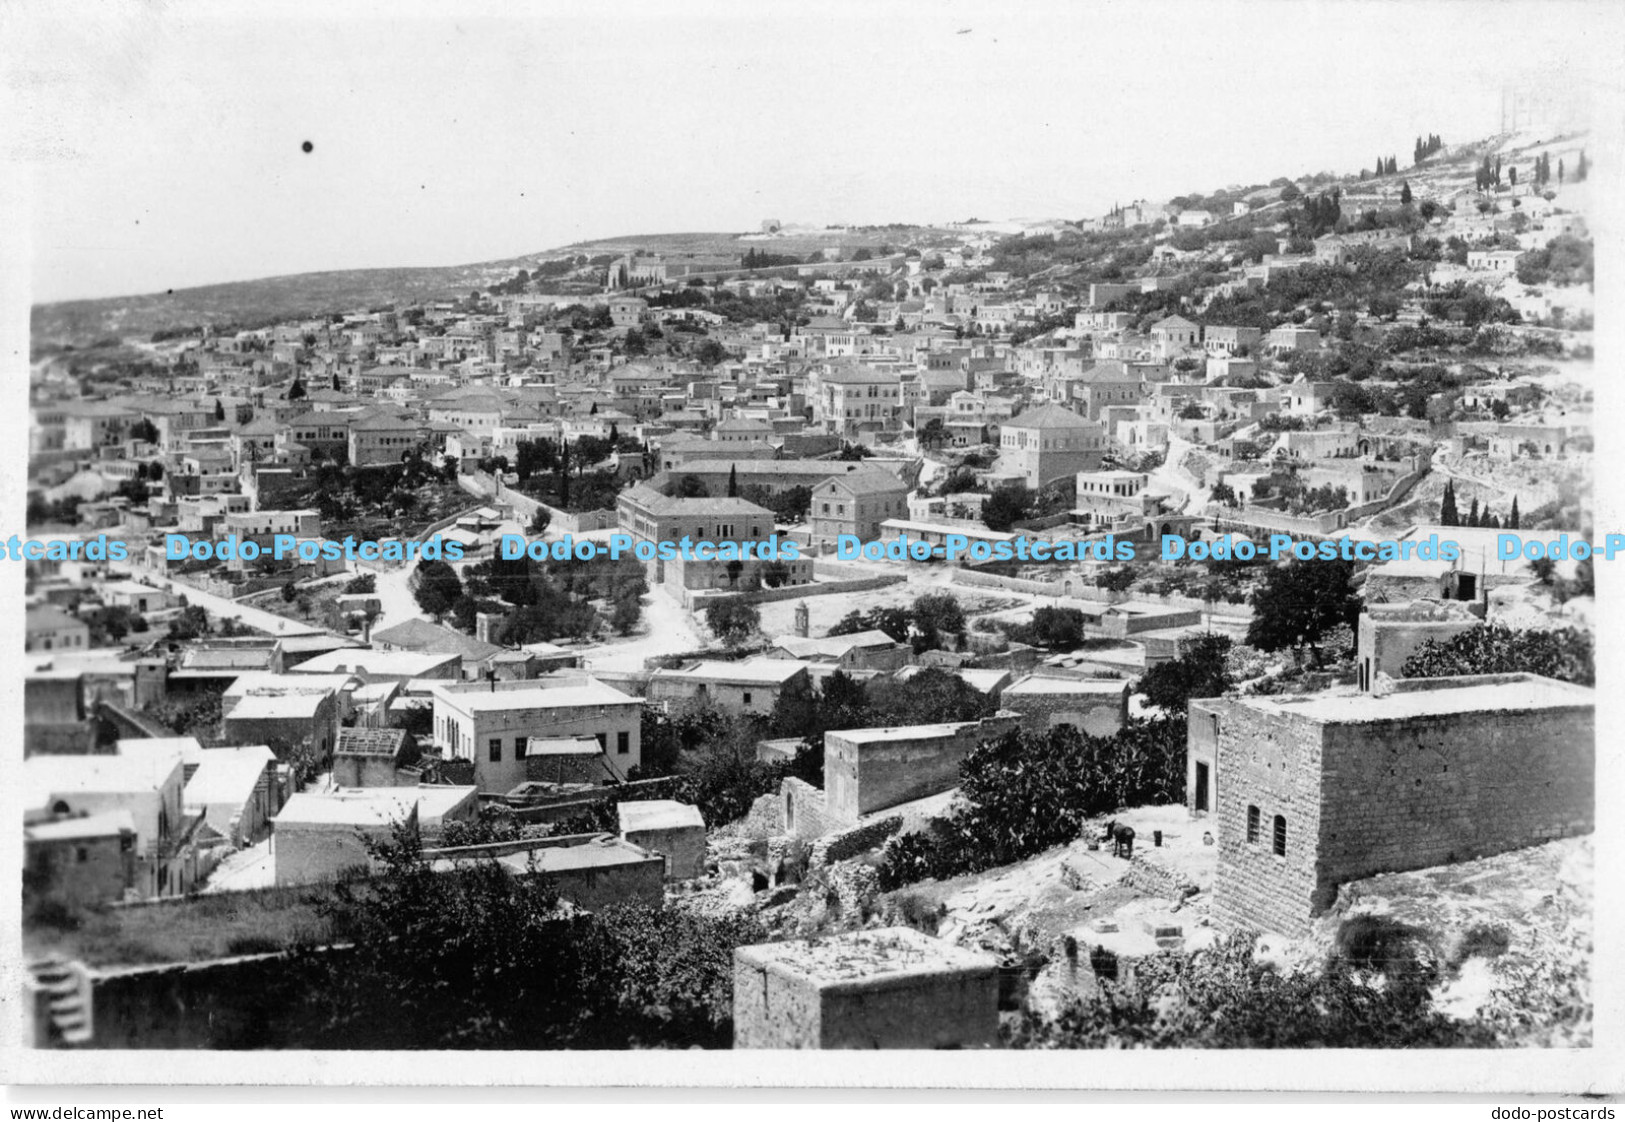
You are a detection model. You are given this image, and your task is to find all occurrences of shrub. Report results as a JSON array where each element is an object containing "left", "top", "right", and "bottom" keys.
[{"left": 876, "top": 718, "right": 1187, "bottom": 889}]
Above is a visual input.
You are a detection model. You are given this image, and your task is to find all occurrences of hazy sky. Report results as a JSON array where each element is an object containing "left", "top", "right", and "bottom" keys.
[{"left": 4, "top": 0, "right": 1616, "bottom": 303}]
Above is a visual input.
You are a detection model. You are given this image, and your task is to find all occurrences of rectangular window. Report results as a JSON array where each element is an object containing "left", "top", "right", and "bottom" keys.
[
  {"left": 515, "top": 736, "right": 527, "bottom": 759},
  {"left": 596, "top": 732, "right": 607, "bottom": 750},
  {"left": 617, "top": 731, "right": 630, "bottom": 755},
  {"left": 742, "top": 692, "right": 752, "bottom": 706},
  {"left": 1247, "top": 806, "right": 1260, "bottom": 843},
  {"left": 1272, "top": 815, "right": 1287, "bottom": 857},
  {"left": 488, "top": 738, "right": 502, "bottom": 763}
]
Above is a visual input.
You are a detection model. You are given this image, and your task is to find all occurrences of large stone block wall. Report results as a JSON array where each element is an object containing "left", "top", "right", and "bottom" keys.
[
  {"left": 1314, "top": 706, "right": 1593, "bottom": 904},
  {"left": 1210, "top": 703, "right": 1326, "bottom": 937}
]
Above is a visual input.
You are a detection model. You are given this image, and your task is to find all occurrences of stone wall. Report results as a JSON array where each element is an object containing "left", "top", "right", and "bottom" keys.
[
  {"left": 1001, "top": 685, "right": 1128, "bottom": 738},
  {"left": 1213, "top": 691, "right": 1594, "bottom": 936},
  {"left": 809, "top": 815, "right": 903, "bottom": 867},
  {"left": 1314, "top": 704, "right": 1593, "bottom": 911},
  {"left": 1210, "top": 701, "right": 1324, "bottom": 937},
  {"left": 782, "top": 777, "right": 848, "bottom": 840}
]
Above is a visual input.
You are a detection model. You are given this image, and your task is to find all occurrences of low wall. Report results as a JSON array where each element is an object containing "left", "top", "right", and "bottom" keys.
[
  {"left": 953, "top": 568, "right": 1127, "bottom": 602},
  {"left": 690, "top": 572, "right": 906, "bottom": 610},
  {"left": 808, "top": 815, "right": 904, "bottom": 867},
  {"left": 1122, "top": 853, "right": 1201, "bottom": 902}
]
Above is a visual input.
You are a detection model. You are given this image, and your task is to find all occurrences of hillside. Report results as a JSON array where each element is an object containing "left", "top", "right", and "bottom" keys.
[
  {"left": 29, "top": 127, "right": 1589, "bottom": 348},
  {"left": 29, "top": 226, "right": 945, "bottom": 348}
]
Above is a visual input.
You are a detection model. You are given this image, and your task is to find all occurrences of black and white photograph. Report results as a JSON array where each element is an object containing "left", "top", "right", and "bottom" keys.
[{"left": 1, "top": 0, "right": 1621, "bottom": 1100}]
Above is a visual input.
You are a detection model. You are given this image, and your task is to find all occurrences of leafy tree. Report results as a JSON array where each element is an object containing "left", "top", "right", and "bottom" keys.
[
  {"left": 166, "top": 604, "right": 212, "bottom": 642},
  {"left": 1030, "top": 606, "right": 1086, "bottom": 650},
  {"left": 911, "top": 592, "right": 966, "bottom": 653},
  {"left": 291, "top": 824, "right": 766, "bottom": 1049},
  {"left": 412, "top": 559, "right": 463, "bottom": 618},
  {"left": 1245, "top": 558, "right": 1360, "bottom": 667},
  {"left": 667, "top": 474, "right": 709, "bottom": 499},
  {"left": 704, "top": 599, "right": 759, "bottom": 645},
  {"left": 1137, "top": 633, "right": 1234, "bottom": 713},
  {"left": 983, "top": 482, "right": 1033, "bottom": 532},
  {"left": 1098, "top": 565, "right": 1139, "bottom": 593}
]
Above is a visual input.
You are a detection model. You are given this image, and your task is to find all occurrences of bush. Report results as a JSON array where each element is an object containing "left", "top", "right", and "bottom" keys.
[
  {"left": 1006, "top": 931, "right": 1498, "bottom": 1049},
  {"left": 877, "top": 718, "right": 1187, "bottom": 889},
  {"left": 1400, "top": 624, "right": 1593, "bottom": 686}
]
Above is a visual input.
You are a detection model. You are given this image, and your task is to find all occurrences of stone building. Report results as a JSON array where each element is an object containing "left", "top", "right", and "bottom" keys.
[
  {"left": 1355, "top": 601, "right": 1483, "bottom": 692},
  {"left": 332, "top": 727, "right": 413, "bottom": 788},
  {"left": 807, "top": 466, "right": 910, "bottom": 546},
  {"left": 431, "top": 677, "right": 643, "bottom": 792},
  {"left": 734, "top": 927, "right": 1000, "bottom": 1049},
  {"left": 647, "top": 658, "right": 813, "bottom": 717},
  {"left": 24, "top": 811, "right": 139, "bottom": 908},
  {"left": 272, "top": 786, "right": 479, "bottom": 886},
  {"left": 1189, "top": 674, "right": 1594, "bottom": 936},
  {"left": 997, "top": 403, "right": 1107, "bottom": 488},
  {"left": 822, "top": 714, "right": 1020, "bottom": 823},
  {"left": 999, "top": 673, "right": 1131, "bottom": 737},
  {"left": 617, "top": 800, "right": 707, "bottom": 880}
]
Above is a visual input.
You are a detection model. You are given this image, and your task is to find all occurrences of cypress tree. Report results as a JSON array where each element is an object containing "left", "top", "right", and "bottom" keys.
[
  {"left": 1467, "top": 496, "right": 1480, "bottom": 527},
  {"left": 727, "top": 464, "right": 739, "bottom": 497},
  {"left": 1440, "top": 479, "right": 1459, "bottom": 526},
  {"left": 1509, "top": 496, "right": 1520, "bottom": 529}
]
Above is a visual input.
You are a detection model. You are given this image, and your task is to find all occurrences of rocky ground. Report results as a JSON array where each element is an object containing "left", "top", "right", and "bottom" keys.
[{"left": 677, "top": 798, "right": 1593, "bottom": 1044}]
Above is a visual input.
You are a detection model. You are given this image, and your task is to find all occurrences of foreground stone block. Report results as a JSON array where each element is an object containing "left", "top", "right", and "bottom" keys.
[{"left": 733, "top": 926, "right": 1000, "bottom": 1049}]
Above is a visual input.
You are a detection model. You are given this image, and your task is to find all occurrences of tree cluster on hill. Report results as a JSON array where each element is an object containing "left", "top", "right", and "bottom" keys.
[
  {"left": 740, "top": 248, "right": 802, "bottom": 270},
  {"left": 827, "top": 592, "right": 967, "bottom": 654},
  {"left": 1413, "top": 133, "right": 1444, "bottom": 165},
  {"left": 634, "top": 665, "right": 996, "bottom": 818},
  {"left": 1516, "top": 236, "right": 1593, "bottom": 288}
]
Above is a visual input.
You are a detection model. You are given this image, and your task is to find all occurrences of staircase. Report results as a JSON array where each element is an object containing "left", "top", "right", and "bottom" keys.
[{"left": 28, "top": 958, "right": 92, "bottom": 1047}]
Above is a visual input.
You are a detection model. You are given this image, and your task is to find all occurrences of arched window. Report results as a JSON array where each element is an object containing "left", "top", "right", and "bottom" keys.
[{"left": 1272, "top": 815, "right": 1287, "bottom": 857}]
